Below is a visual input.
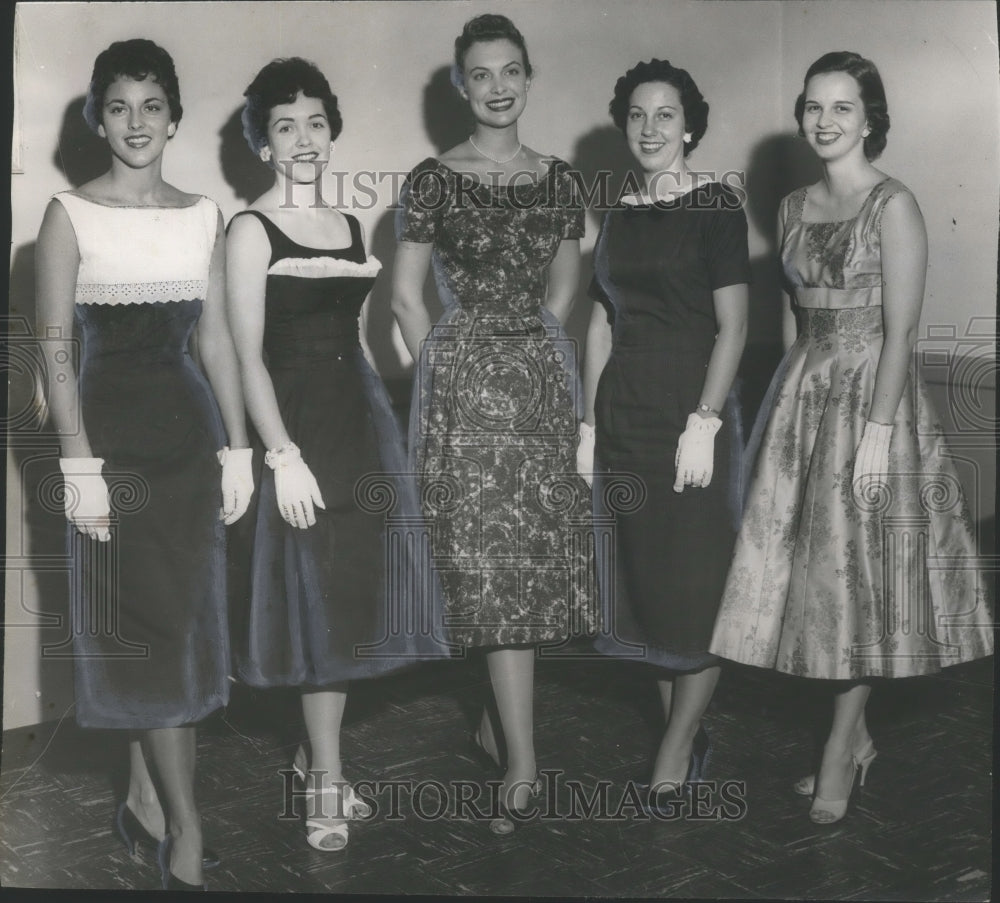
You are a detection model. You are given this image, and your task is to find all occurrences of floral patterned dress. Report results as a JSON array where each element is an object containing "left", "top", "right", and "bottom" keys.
[
  {"left": 396, "top": 157, "right": 598, "bottom": 647},
  {"left": 710, "top": 178, "right": 993, "bottom": 678}
]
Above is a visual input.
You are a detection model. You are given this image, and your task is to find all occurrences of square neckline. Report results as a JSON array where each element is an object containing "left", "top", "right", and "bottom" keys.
[
  {"left": 240, "top": 210, "right": 358, "bottom": 254},
  {"left": 796, "top": 178, "right": 891, "bottom": 225}
]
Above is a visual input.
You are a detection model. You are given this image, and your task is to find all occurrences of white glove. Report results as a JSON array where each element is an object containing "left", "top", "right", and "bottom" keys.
[
  {"left": 852, "top": 420, "right": 893, "bottom": 500},
  {"left": 577, "top": 421, "right": 595, "bottom": 488},
  {"left": 673, "top": 413, "right": 722, "bottom": 493},
  {"left": 266, "top": 442, "right": 326, "bottom": 529},
  {"left": 217, "top": 446, "right": 254, "bottom": 525},
  {"left": 59, "top": 457, "right": 111, "bottom": 542}
]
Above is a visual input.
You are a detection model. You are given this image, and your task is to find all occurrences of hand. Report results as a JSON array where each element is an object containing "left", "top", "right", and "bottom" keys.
[
  {"left": 218, "top": 446, "right": 254, "bottom": 525},
  {"left": 266, "top": 443, "right": 326, "bottom": 529},
  {"left": 852, "top": 420, "right": 893, "bottom": 502},
  {"left": 673, "top": 413, "right": 722, "bottom": 493},
  {"left": 59, "top": 457, "right": 111, "bottom": 541},
  {"left": 577, "top": 421, "right": 595, "bottom": 488}
]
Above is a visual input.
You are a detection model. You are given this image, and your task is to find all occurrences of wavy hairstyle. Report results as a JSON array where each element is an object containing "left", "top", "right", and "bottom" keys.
[
  {"left": 241, "top": 57, "right": 342, "bottom": 156},
  {"left": 82, "top": 38, "right": 182, "bottom": 135},
  {"left": 794, "top": 51, "right": 890, "bottom": 160},
  {"left": 608, "top": 58, "right": 708, "bottom": 156}
]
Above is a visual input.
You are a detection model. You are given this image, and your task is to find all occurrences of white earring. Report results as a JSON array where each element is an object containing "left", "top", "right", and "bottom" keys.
[{"left": 683, "top": 133, "right": 692, "bottom": 144}]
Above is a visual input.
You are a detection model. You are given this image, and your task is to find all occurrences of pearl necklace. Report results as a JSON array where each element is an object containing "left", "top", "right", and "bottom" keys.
[{"left": 469, "top": 135, "right": 522, "bottom": 165}]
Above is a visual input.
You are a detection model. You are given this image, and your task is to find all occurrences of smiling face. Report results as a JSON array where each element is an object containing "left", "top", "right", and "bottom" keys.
[
  {"left": 625, "top": 81, "right": 688, "bottom": 174},
  {"left": 801, "top": 71, "right": 869, "bottom": 163},
  {"left": 459, "top": 39, "right": 530, "bottom": 127},
  {"left": 98, "top": 76, "right": 175, "bottom": 169},
  {"left": 261, "top": 92, "right": 332, "bottom": 183}
]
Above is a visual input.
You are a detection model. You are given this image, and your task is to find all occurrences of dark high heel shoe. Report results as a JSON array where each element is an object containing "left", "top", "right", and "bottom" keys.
[
  {"left": 489, "top": 777, "right": 540, "bottom": 836},
  {"left": 468, "top": 731, "right": 502, "bottom": 774},
  {"left": 157, "top": 835, "right": 206, "bottom": 891},
  {"left": 637, "top": 723, "right": 713, "bottom": 816},
  {"left": 116, "top": 802, "right": 220, "bottom": 869}
]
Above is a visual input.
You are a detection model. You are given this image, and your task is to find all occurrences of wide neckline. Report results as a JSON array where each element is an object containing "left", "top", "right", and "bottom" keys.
[
  {"left": 240, "top": 210, "right": 357, "bottom": 254},
  {"left": 429, "top": 156, "right": 559, "bottom": 190},
  {"left": 61, "top": 191, "right": 206, "bottom": 211},
  {"left": 798, "top": 178, "right": 891, "bottom": 225}
]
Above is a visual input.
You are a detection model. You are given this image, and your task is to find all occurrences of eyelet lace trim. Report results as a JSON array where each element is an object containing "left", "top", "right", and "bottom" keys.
[
  {"left": 267, "top": 256, "right": 383, "bottom": 279},
  {"left": 76, "top": 280, "right": 208, "bottom": 305}
]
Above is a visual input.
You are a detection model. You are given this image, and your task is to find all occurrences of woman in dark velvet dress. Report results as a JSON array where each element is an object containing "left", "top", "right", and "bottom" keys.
[
  {"left": 36, "top": 39, "right": 252, "bottom": 890},
  {"left": 580, "top": 59, "right": 749, "bottom": 806},
  {"left": 227, "top": 58, "right": 439, "bottom": 851}
]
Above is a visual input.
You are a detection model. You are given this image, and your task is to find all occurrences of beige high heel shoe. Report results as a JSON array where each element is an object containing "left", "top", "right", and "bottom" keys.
[
  {"left": 794, "top": 738, "right": 877, "bottom": 796},
  {"left": 809, "top": 751, "right": 865, "bottom": 825}
]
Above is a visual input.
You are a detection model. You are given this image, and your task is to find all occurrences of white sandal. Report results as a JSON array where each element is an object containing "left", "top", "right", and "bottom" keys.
[{"left": 302, "top": 782, "right": 372, "bottom": 851}]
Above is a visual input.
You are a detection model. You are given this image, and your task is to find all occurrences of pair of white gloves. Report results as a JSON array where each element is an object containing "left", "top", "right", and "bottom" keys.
[
  {"left": 576, "top": 414, "right": 722, "bottom": 493},
  {"left": 576, "top": 417, "right": 893, "bottom": 495},
  {"left": 59, "top": 447, "right": 255, "bottom": 542}
]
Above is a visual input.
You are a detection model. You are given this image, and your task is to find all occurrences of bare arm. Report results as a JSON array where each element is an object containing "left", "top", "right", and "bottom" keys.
[
  {"left": 868, "top": 191, "right": 927, "bottom": 424},
  {"left": 390, "top": 240, "right": 434, "bottom": 364},
  {"left": 197, "top": 211, "right": 249, "bottom": 449},
  {"left": 543, "top": 238, "right": 581, "bottom": 325},
  {"left": 226, "top": 214, "right": 290, "bottom": 450},
  {"left": 699, "top": 282, "right": 749, "bottom": 414},
  {"left": 35, "top": 199, "right": 93, "bottom": 458},
  {"left": 777, "top": 203, "right": 799, "bottom": 353},
  {"left": 582, "top": 300, "right": 613, "bottom": 426}
]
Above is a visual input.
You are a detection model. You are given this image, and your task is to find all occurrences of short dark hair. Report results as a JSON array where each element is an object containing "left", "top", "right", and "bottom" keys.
[
  {"left": 794, "top": 51, "right": 890, "bottom": 160},
  {"left": 82, "top": 39, "right": 182, "bottom": 135},
  {"left": 241, "top": 57, "right": 343, "bottom": 155},
  {"left": 609, "top": 59, "right": 709, "bottom": 156},
  {"left": 453, "top": 13, "right": 533, "bottom": 79}
]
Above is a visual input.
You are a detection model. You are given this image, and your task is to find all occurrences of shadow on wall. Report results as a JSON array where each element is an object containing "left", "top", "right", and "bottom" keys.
[
  {"left": 7, "top": 95, "right": 116, "bottom": 726},
  {"left": 363, "top": 66, "right": 472, "bottom": 403},
  {"left": 566, "top": 124, "right": 639, "bottom": 350},
  {"left": 218, "top": 106, "right": 273, "bottom": 205},
  {"left": 739, "top": 132, "right": 823, "bottom": 422},
  {"left": 52, "top": 97, "right": 110, "bottom": 187}
]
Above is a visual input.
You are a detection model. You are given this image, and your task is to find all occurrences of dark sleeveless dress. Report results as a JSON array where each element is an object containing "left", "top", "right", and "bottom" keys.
[
  {"left": 55, "top": 192, "right": 229, "bottom": 729},
  {"left": 228, "top": 211, "right": 445, "bottom": 687}
]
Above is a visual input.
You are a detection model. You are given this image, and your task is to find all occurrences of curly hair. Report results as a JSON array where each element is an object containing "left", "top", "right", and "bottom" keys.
[
  {"left": 794, "top": 51, "right": 890, "bottom": 160},
  {"left": 82, "top": 39, "right": 182, "bottom": 135},
  {"left": 453, "top": 13, "right": 532, "bottom": 80},
  {"left": 241, "top": 57, "right": 343, "bottom": 155},
  {"left": 608, "top": 59, "right": 708, "bottom": 156}
]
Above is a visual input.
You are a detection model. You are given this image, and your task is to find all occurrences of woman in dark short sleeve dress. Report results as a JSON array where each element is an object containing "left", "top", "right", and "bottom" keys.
[
  {"left": 36, "top": 39, "right": 252, "bottom": 890},
  {"left": 392, "top": 14, "right": 597, "bottom": 833},
  {"left": 581, "top": 58, "right": 749, "bottom": 811}
]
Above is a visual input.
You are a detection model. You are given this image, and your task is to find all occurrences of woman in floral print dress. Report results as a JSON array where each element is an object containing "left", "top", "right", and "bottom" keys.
[
  {"left": 710, "top": 52, "right": 993, "bottom": 824},
  {"left": 392, "top": 14, "right": 596, "bottom": 832}
]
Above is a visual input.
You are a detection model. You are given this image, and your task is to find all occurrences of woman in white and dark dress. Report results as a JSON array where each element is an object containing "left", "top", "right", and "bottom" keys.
[
  {"left": 36, "top": 39, "right": 252, "bottom": 890},
  {"left": 227, "top": 57, "right": 441, "bottom": 851},
  {"left": 392, "top": 14, "right": 597, "bottom": 832},
  {"left": 710, "top": 51, "right": 994, "bottom": 823},
  {"left": 580, "top": 59, "right": 749, "bottom": 808}
]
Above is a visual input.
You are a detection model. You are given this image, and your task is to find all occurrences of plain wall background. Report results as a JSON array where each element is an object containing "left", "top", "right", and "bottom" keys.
[{"left": 6, "top": 0, "right": 997, "bottom": 729}]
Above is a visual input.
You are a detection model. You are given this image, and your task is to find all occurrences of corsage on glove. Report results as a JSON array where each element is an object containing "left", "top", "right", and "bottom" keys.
[{"left": 265, "top": 442, "right": 326, "bottom": 529}]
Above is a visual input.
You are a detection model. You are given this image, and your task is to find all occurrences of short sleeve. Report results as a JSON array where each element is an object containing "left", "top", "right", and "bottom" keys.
[
  {"left": 395, "top": 158, "right": 448, "bottom": 243},
  {"left": 550, "top": 160, "right": 585, "bottom": 240},
  {"left": 588, "top": 276, "right": 614, "bottom": 326},
  {"left": 705, "top": 187, "right": 751, "bottom": 290}
]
